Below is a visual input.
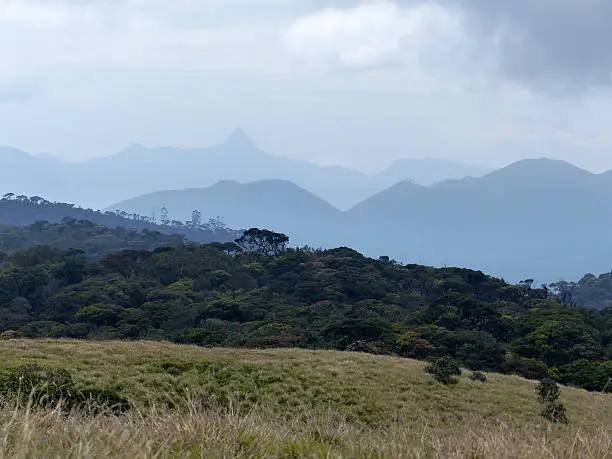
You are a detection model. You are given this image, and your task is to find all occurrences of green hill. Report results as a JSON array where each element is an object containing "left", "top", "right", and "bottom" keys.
[
  {"left": 0, "top": 219, "right": 186, "bottom": 258},
  {"left": 0, "top": 239, "right": 610, "bottom": 393},
  {"left": 0, "top": 340, "right": 609, "bottom": 458}
]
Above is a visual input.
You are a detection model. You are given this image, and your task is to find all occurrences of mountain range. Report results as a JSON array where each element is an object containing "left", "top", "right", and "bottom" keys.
[
  {"left": 112, "top": 158, "right": 612, "bottom": 283},
  {"left": 0, "top": 129, "right": 488, "bottom": 211},
  {"left": 5, "top": 129, "right": 612, "bottom": 282}
]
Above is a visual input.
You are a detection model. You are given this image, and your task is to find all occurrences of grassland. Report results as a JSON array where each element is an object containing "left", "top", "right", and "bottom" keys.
[{"left": 0, "top": 339, "right": 610, "bottom": 458}]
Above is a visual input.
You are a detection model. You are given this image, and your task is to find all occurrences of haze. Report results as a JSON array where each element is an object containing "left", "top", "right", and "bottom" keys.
[{"left": 2, "top": 0, "right": 612, "bottom": 172}]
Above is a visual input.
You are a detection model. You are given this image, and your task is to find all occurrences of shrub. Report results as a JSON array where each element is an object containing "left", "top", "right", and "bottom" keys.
[
  {"left": 0, "top": 364, "right": 130, "bottom": 414},
  {"left": 345, "top": 340, "right": 380, "bottom": 354},
  {"left": 500, "top": 357, "right": 549, "bottom": 380},
  {"left": 470, "top": 371, "right": 487, "bottom": 383},
  {"left": 0, "top": 364, "right": 76, "bottom": 408},
  {"left": 0, "top": 330, "right": 24, "bottom": 340},
  {"left": 536, "top": 378, "right": 560, "bottom": 404},
  {"left": 395, "top": 335, "right": 436, "bottom": 359},
  {"left": 425, "top": 357, "right": 461, "bottom": 385},
  {"left": 535, "top": 378, "right": 568, "bottom": 424},
  {"left": 77, "top": 388, "right": 131, "bottom": 414},
  {"left": 540, "top": 402, "right": 568, "bottom": 424}
]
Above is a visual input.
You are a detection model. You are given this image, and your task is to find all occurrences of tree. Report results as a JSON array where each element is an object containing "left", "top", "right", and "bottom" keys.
[
  {"left": 160, "top": 207, "right": 169, "bottom": 226},
  {"left": 549, "top": 281, "right": 578, "bottom": 306},
  {"left": 536, "top": 378, "right": 568, "bottom": 423},
  {"left": 191, "top": 210, "right": 202, "bottom": 228},
  {"left": 234, "top": 228, "right": 289, "bottom": 256}
]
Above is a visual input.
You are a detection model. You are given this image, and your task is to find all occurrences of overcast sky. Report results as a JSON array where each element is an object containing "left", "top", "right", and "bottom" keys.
[{"left": 1, "top": 0, "right": 612, "bottom": 172}]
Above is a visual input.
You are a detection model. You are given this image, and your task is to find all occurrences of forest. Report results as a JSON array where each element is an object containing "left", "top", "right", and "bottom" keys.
[
  {"left": 0, "top": 223, "right": 610, "bottom": 393},
  {"left": 0, "top": 194, "right": 240, "bottom": 245}
]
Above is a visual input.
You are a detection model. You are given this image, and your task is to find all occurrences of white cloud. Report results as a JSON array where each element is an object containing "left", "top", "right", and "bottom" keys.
[{"left": 282, "top": 1, "right": 462, "bottom": 71}]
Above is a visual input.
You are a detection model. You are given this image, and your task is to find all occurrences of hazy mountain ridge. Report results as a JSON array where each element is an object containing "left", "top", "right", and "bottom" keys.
[
  {"left": 111, "top": 179, "right": 346, "bottom": 247},
  {"left": 112, "top": 158, "right": 612, "bottom": 283},
  {"left": 0, "top": 130, "right": 489, "bottom": 210}
]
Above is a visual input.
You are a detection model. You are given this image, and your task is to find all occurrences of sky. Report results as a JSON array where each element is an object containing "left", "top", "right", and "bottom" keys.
[{"left": 1, "top": 0, "right": 612, "bottom": 173}]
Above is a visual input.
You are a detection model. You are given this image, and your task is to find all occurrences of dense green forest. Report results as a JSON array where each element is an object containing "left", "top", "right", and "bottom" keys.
[
  {"left": 0, "top": 220, "right": 186, "bottom": 258},
  {"left": 0, "top": 194, "right": 240, "bottom": 244},
  {"left": 0, "top": 227, "right": 610, "bottom": 393}
]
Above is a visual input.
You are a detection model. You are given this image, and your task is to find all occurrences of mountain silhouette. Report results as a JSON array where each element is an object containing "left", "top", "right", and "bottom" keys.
[
  {"left": 111, "top": 179, "right": 346, "bottom": 247},
  {"left": 111, "top": 158, "right": 612, "bottom": 282},
  {"left": 0, "top": 130, "right": 485, "bottom": 210}
]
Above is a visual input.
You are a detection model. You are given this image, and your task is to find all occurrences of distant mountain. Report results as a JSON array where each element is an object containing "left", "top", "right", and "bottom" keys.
[
  {"left": 0, "top": 130, "right": 486, "bottom": 210},
  {"left": 0, "top": 147, "right": 69, "bottom": 200},
  {"left": 347, "top": 158, "right": 612, "bottom": 281},
  {"left": 110, "top": 180, "right": 346, "bottom": 247},
  {"left": 378, "top": 158, "right": 489, "bottom": 186},
  {"left": 111, "top": 158, "right": 612, "bottom": 282}
]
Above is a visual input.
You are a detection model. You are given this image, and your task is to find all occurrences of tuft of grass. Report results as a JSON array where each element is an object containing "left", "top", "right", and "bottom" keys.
[{"left": 0, "top": 339, "right": 609, "bottom": 458}]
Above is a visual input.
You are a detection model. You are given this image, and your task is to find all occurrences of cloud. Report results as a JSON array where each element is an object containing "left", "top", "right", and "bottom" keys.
[
  {"left": 283, "top": 1, "right": 461, "bottom": 71},
  {"left": 283, "top": 0, "right": 612, "bottom": 92},
  {"left": 430, "top": 0, "right": 612, "bottom": 91},
  {"left": 4, "top": 0, "right": 610, "bottom": 94}
]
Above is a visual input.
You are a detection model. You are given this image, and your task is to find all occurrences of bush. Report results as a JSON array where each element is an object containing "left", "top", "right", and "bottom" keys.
[
  {"left": 425, "top": 357, "right": 461, "bottom": 385},
  {"left": 77, "top": 388, "right": 131, "bottom": 414},
  {"left": 0, "top": 364, "right": 130, "bottom": 414},
  {"left": 536, "top": 378, "right": 568, "bottom": 424},
  {"left": 345, "top": 340, "right": 380, "bottom": 354},
  {"left": 0, "top": 364, "right": 76, "bottom": 408},
  {"left": 536, "top": 378, "right": 560, "bottom": 403},
  {"left": 470, "top": 371, "right": 487, "bottom": 383},
  {"left": 0, "top": 330, "right": 24, "bottom": 340},
  {"left": 540, "top": 402, "right": 568, "bottom": 424},
  {"left": 500, "top": 357, "right": 549, "bottom": 380}
]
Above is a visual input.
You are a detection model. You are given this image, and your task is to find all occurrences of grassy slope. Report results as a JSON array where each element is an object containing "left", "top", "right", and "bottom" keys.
[{"left": 0, "top": 339, "right": 611, "bottom": 458}]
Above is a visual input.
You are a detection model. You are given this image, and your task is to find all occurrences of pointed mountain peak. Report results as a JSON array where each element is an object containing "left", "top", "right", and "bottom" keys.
[{"left": 225, "top": 128, "right": 257, "bottom": 149}]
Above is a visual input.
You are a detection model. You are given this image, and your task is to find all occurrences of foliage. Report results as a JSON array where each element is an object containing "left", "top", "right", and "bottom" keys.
[
  {"left": 234, "top": 228, "right": 289, "bottom": 256},
  {"left": 0, "top": 195, "right": 241, "bottom": 250},
  {"left": 0, "top": 364, "right": 75, "bottom": 408},
  {"left": 536, "top": 378, "right": 560, "bottom": 404},
  {"left": 500, "top": 357, "right": 549, "bottom": 381},
  {"left": 536, "top": 378, "right": 568, "bottom": 424},
  {"left": 0, "top": 230, "right": 609, "bottom": 392},
  {"left": 0, "top": 364, "right": 129, "bottom": 413},
  {"left": 540, "top": 402, "right": 568, "bottom": 424},
  {"left": 470, "top": 371, "right": 487, "bottom": 383},
  {"left": 425, "top": 357, "right": 462, "bottom": 385}
]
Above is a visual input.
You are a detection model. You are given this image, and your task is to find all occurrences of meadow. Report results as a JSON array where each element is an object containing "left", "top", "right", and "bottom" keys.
[{"left": 0, "top": 339, "right": 610, "bottom": 458}]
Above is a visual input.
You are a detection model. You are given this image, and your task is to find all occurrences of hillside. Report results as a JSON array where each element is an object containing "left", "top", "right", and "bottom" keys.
[
  {"left": 0, "top": 241, "right": 610, "bottom": 393},
  {"left": 0, "top": 220, "right": 187, "bottom": 258},
  {"left": 0, "top": 195, "right": 240, "bottom": 245},
  {"left": 110, "top": 180, "right": 347, "bottom": 247},
  {"left": 0, "top": 130, "right": 486, "bottom": 210},
  {"left": 0, "top": 340, "right": 609, "bottom": 458},
  {"left": 345, "top": 158, "right": 612, "bottom": 281}
]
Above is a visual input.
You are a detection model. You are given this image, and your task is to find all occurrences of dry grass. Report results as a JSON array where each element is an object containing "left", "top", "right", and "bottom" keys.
[{"left": 0, "top": 339, "right": 610, "bottom": 458}]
